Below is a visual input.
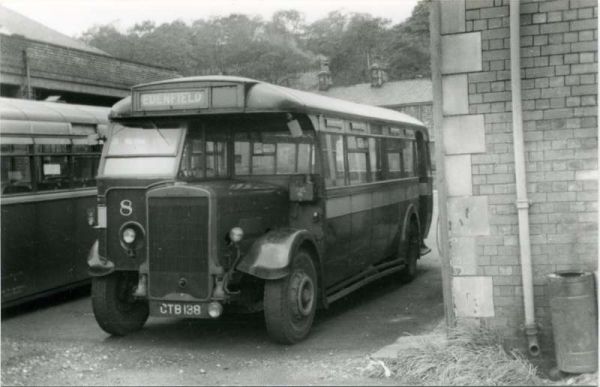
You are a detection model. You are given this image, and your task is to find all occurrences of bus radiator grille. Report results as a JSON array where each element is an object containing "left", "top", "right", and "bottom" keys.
[{"left": 147, "top": 196, "right": 210, "bottom": 299}]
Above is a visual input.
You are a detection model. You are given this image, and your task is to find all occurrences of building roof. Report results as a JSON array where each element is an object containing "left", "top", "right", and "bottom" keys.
[
  {"left": 318, "top": 78, "right": 432, "bottom": 107},
  {"left": 0, "top": 4, "right": 107, "bottom": 55},
  {"left": 1, "top": 33, "right": 180, "bottom": 98}
]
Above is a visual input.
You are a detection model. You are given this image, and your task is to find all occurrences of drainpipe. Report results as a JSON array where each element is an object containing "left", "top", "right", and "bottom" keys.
[{"left": 509, "top": 0, "right": 539, "bottom": 356}]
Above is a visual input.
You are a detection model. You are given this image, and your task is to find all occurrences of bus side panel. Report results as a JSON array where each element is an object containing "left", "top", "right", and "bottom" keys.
[
  {"left": 350, "top": 194, "right": 373, "bottom": 271},
  {"left": 370, "top": 180, "right": 421, "bottom": 267},
  {"left": 1, "top": 195, "right": 95, "bottom": 305},
  {"left": 1, "top": 203, "right": 36, "bottom": 303},
  {"left": 322, "top": 198, "right": 355, "bottom": 287},
  {"left": 35, "top": 198, "right": 76, "bottom": 293}
]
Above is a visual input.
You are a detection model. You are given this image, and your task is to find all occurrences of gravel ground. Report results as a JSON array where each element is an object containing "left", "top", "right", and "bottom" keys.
[{"left": 1, "top": 333, "right": 412, "bottom": 386}]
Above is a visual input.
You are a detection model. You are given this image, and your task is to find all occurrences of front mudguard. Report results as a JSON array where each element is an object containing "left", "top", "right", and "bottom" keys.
[
  {"left": 87, "top": 240, "right": 115, "bottom": 277},
  {"left": 235, "top": 229, "right": 317, "bottom": 280}
]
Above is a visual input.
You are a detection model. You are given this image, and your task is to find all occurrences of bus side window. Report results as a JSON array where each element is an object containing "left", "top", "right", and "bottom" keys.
[
  {"left": 347, "top": 136, "right": 368, "bottom": 185},
  {"left": 403, "top": 141, "right": 415, "bottom": 177},
  {"left": 320, "top": 133, "right": 345, "bottom": 187},
  {"left": 368, "top": 138, "right": 384, "bottom": 182},
  {"left": 385, "top": 139, "right": 403, "bottom": 179},
  {"left": 35, "top": 143, "right": 71, "bottom": 191},
  {"left": 72, "top": 144, "right": 101, "bottom": 188},
  {"left": 1, "top": 145, "right": 32, "bottom": 195}
]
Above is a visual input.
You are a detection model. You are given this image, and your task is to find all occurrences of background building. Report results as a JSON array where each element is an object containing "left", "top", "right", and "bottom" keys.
[
  {"left": 288, "top": 61, "right": 435, "bottom": 169},
  {"left": 432, "top": 0, "right": 597, "bottom": 353},
  {"left": 0, "top": 5, "right": 179, "bottom": 106}
]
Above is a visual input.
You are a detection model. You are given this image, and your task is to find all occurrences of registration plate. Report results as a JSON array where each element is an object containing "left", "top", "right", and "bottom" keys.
[{"left": 150, "top": 301, "right": 206, "bottom": 317}]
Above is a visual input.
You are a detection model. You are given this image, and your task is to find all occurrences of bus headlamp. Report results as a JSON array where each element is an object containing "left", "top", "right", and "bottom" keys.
[
  {"left": 122, "top": 227, "right": 136, "bottom": 244},
  {"left": 229, "top": 227, "right": 244, "bottom": 243},
  {"left": 118, "top": 222, "right": 145, "bottom": 251}
]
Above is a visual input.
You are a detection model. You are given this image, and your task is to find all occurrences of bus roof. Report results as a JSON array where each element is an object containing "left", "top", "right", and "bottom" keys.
[
  {"left": 1, "top": 97, "right": 110, "bottom": 136},
  {"left": 111, "top": 76, "right": 427, "bottom": 130}
]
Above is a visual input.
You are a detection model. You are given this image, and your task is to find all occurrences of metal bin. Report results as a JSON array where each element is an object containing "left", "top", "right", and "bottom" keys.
[{"left": 547, "top": 271, "right": 598, "bottom": 373}]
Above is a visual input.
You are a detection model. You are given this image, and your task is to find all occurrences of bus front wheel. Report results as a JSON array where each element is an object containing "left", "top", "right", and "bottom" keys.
[
  {"left": 264, "top": 250, "right": 317, "bottom": 344},
  {"left": 91, "top": 271, "right": 149, "bottom": 336}
]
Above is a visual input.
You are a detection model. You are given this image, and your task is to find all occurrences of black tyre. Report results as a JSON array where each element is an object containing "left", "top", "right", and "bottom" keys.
[
  {"left": 400, "top": 220, "right": 420, "bottom": 282},
  {"left": 91, "top": 271, "right": 149, "bottom": 336},
  {"left": 264, "top": 250, "right": 317, "bottom": 344}
]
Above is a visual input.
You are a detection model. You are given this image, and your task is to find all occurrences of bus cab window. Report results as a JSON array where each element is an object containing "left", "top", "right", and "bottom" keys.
[
  {"left": 206, "top": 140, "right": 228, "bottom": 177},
  {"left": 251, "top": 142, "right": 276, "bottom": 174},
  {"left": 276, "top": 143, "right": 296, "bottom": 174},
  {"left": 180, "top": 134, "right": 228, "bottom": 179},
  {"left": 234, "top": 141, "right": 250, "bottom": 174},
  {"left": 297, "top": 143, "right": 313, "bottom": 174},
  {"left": 1, "top": 155, "right": 32, "bottom": 195},
  {"left": 320, "top": 133, "right": 345, "bottom": 187}
]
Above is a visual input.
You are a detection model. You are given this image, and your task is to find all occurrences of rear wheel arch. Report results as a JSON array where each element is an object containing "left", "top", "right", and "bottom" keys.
[
  {"left": 401, "top": 204, "right": 421, "bottom": 243},
  {"left": 400, "top": 217, "right": 421, "bottom": 282}
]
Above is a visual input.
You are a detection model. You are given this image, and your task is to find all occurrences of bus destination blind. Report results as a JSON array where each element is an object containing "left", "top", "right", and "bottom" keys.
[{"left": 137, "top": 89, "right": 208, "bottom": 111}]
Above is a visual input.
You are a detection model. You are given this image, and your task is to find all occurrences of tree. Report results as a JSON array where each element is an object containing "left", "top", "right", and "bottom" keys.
[
  {"left": 80, "top": 1, "right": 431, "bottom": 84},
  {"left": 81, "top": 25, "right": 136, "bottom": 60},
  {"left": 386, "top": 0, "right": 431, "bottom": 79}
]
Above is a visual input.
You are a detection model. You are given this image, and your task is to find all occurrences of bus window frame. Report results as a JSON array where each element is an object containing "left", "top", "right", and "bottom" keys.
[
  {"left": 230, "top": 126, "right": 315, "bottom": 178},
  {"left": 317, "top": 116, "right": 423, "bottom": 192},
  {"left": 1, "top": 134, "right": 104, "bottom": 196},
  {"left": 179, "top": 125, "right": 232, "bottom": 181}
]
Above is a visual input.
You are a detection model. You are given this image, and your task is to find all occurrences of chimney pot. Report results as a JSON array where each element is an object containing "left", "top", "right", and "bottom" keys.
[
  {"left": 370, "top": 57, "right": 387, "bottom": 88},
  {"left": 318, "top": 58, "right": 332, "bottom": 91}
]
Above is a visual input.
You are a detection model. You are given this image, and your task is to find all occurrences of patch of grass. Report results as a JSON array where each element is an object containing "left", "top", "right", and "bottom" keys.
[{"left": 364, "top": 325, "right": 549, "bottom": 386}]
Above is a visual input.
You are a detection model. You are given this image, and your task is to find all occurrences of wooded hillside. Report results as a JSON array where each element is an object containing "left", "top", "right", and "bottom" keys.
[{"left": 81, "top": 0, "right": 430, "bottom": 86}]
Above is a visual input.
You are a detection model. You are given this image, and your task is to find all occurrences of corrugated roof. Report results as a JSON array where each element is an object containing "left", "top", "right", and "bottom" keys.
[
  {"left": 0, "top": 5, "right": 107, "bottom": 55},
  {"left": 317, "top": 78, "right": 432, "bottom": 107}
]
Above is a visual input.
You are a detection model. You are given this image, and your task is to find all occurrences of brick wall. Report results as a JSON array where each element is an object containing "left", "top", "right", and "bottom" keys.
[
  {"left": 1, "top": 34, "right": 179, "bottom": 94},
  {"left": 436, "top": 0, "right": 597, "bottom": 349}
]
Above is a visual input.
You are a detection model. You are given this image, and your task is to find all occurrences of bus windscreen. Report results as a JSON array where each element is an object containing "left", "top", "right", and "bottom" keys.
[
  {"left": 107, "top": 125, "right": 182, "bottom": 156},
  {"left": 101, "top": 124, "right": 184, "bottom": 178}
]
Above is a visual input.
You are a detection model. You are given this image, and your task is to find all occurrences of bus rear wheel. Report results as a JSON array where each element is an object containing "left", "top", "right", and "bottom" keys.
[
  {"left": 400, "top": 220, "right": 420, "bottom": 282},
  {"left": 91, "top": 271, "right": 149, "bottom": 336},
  {"left": 264, "top": 250, "right": 317, "bottom": 344}
]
